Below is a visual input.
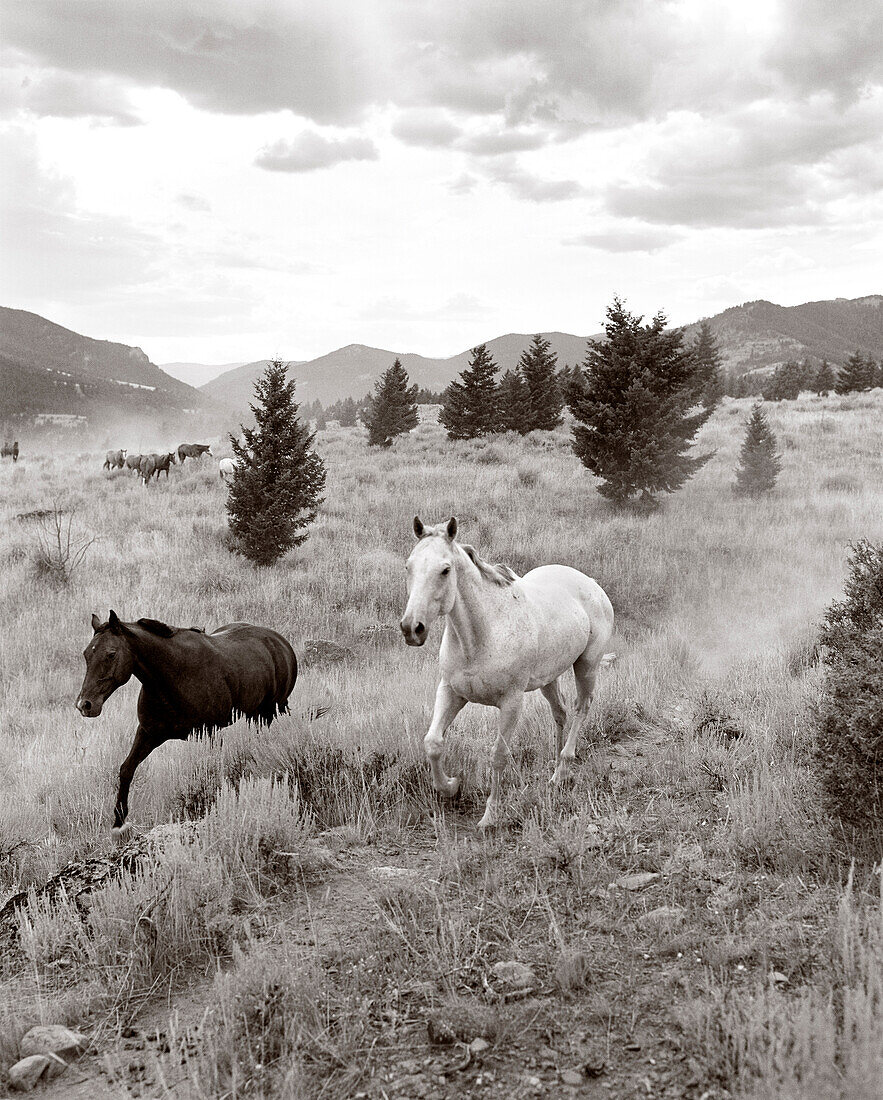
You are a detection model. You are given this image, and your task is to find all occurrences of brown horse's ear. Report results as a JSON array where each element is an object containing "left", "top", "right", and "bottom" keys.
[
  {"left": 446, "top": 516, "right": 458, "bottom": 540},
  {"left": 108, "top": 610, "right": 121, "bottom": 632},
  {"left": 413, "top": 515, "right": 425, "bottom": 539},
  {"left": 91, "top": 613, "right": 102, "bottom": 632}
]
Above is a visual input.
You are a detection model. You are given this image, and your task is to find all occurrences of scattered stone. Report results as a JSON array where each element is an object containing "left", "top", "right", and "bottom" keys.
[
  {"left": 636, "top": 905, "right": 688, "bottom": 930},
  {"left": 492, "top": 960, "right": 537, "bottom": 989},
  {"left": 561, "top": 1068, "right": 584, "bottom": 1086},
  {"left": 303, "top": 639, "right": 353, "bottom": 663},
  {"left": 771, "top": 971, "right": 789, "bottom": 984},
  {"left": 469, "top": 1037, "right": 490, "bottom": 1055},
  {"left": 615, "top": 872, "right": 660, "bottom": 891},
  {"left": 369, "top": 866, "right": 422, "bottom": 882},
  {"left": 8, "top": 1054, "right": 52, "bottom": 1090},
  {"left": 20, "top": 1024, "right": 88, "bottom": 1060}
]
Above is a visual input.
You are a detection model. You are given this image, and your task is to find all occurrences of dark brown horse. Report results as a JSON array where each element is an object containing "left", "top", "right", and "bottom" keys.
[
  {"left": 151, "top": 451, "right": 176, "bottom": 478},
  {"left": 176, "top": 442, "right": 212, "bottom": 465},
  {"left": 76, "top": 611, "right": 297, "bottom": 841},
  {"left": 2, "top": 441, "right": 19, "bottom": 462},
  {"left": 139, "top": 454, "right": 157, "bottom": 484}
]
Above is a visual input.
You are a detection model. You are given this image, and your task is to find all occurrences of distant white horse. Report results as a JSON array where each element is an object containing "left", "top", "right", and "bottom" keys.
[
  {"left": 218, "top": 457, "right": 241, "bottom": 482},
  {"left": 400, "top": 516, "right": 615, "bottom": 829}
]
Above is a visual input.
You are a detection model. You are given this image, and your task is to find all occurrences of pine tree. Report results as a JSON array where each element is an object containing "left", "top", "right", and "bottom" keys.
[
  {"left": 498, "top": 369, "right": 530, "bottom": 434},
  {"left": 227, "top": 359, "right": 326, "bottom": 565},
  {"left": 439, "top": 344, "right": 500, "bottom": 439},
  {"left": 563, "top": 362, "right": 587, "bottom": 411},
  {"left": 338, "top": 397, "right": 358, "bottom": 427},
  {"left": 364, "top": 359, "right": 418, "bottom": 447},
  {"left": 733, "top": 401, "right": 782, "bottom": 497},
  {"left": 570, "top": 298, "right": 713, "bottom": 509},
  {"left": 814, "top": 359, "right": 835, "bottom": 396},
  {"left": 836, "top": 350, "right": 874, "bottom": 394},
  {"left": 690, "top": 321, "right": 724, "bottom": 408},
  {"left": 764, "top": 359, "right": 803, "bottom": 401},
  {"left": 519, "top": 334, "right": 563, "bottom": 430}
]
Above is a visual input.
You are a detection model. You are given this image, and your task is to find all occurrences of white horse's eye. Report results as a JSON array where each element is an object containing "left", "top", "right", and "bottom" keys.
[{"left": 441, "top": 566, "right": 451, "bottom": 576}]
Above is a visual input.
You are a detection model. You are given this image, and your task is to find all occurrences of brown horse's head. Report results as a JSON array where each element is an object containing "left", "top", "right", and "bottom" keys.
[{"left": 76, "top": 611, "right": 134, "bottom": 717}]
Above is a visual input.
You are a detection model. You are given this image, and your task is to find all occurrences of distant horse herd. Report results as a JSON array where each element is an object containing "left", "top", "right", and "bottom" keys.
[
  {"left": 1, "top": 440, "right": 19, "bottom": 462},
  {"left": 76, "top": 510, "right": 616, "bottom": 839},
  {"left": 103, "top": 442, "right": 213, "bottom": 484}
]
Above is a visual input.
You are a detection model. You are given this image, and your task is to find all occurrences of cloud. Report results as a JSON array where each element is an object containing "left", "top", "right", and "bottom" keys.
[
  {"left": 391, "top": 109, "right": 462, "bottom": 148},
  {"left": 447, "top": 172, "right": 477, "bottom": 195},
  {"left": 255, "top": 130, "right": 378, "bottom": 173},
  {"left": 565, "top": 226, "right": 681, "bottom": 253},
  {"left": 457, "top": 128, "right": 547, "bottom": 156},
  {"left": 176, "top": 192, "right": 211, "bottom": 212},
  {"left": 0, "top": 66, "right": 142, "bottom": 124},
  {"left": 484, "top": 156, "right": 583, "bottom": 202},
  {"left": 604, "top": 95, "right": 883, "bottom": 228}
]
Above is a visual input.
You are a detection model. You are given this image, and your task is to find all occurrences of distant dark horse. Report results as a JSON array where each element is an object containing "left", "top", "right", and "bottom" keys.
[
  {"left": 103, "top": 449, "right": 127, "bottom": 470},
  {"left": 1, "top": 441, "right": 19, "bottom": 462},
  {"left": 151, "top": 451, "right": 176, "bottom": 478},
  {"left": 124, "top": 454, "right": 143, "bottom": 474},
  {"left": 140, "top": 452, "right": 175, "bottom": 483},
  {"left": 139, "top": 454, "right": 157, "bottom": 485},
  {"left": 76, "top": 611, "right": 298, "bottom": 841},
  {"left": 177, "top": 443, "right": 212, "bottom": 465}
]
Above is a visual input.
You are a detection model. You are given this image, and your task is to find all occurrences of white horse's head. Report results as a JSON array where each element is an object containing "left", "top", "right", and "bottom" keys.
[{"left": 401, "top": 515, "right": 459, "bottom": 646}]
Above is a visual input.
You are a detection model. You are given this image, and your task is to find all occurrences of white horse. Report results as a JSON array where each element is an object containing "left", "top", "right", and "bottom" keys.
[
  {"left": 400, "top": 516, "right": 615, "bottom": 829},
  {"left": 218, "top": 457, "right": 241, "bottom": 482}
]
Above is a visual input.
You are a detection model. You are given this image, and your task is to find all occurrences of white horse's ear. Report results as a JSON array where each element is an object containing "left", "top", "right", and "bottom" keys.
[
  {"left": 91, "top": 613, "right": 102, "bottom": 632},
  {"left": 413, "top": 516, "right": 425, "bottom": 539},
  {"left": 446, "top": 516, "right": 458, "bottom": 539}
]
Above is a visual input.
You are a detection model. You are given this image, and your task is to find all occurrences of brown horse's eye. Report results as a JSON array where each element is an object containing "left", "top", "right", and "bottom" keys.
[{"left": 107, "top": 651, "right": 117, "bottom": 658}]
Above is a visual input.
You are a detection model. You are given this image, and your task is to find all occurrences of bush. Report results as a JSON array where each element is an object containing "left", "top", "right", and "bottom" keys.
[{"left": 815, "top": 541, "right": 883, "bottom": 840}]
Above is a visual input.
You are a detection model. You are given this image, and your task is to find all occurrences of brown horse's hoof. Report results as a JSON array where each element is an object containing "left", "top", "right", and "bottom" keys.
[{"left": 111, "top": 823, "right": 134, "bottom": 847}]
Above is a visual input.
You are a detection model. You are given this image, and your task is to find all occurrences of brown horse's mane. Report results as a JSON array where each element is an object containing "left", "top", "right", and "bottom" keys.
[{"left": 459, "top": 543, "right": 519, "bottom": 587}]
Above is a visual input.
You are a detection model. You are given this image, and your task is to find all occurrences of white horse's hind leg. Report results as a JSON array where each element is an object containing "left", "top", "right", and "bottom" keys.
[
  {"left": 540, "top": 679, "right": 567, "bottom": 757},
  {"left": 552, "top": 651, "right": 600, "bottom": 784},
  {"left": 424, "top": 681, "right": 467, "bottom": 797},
  {"left": 478, "top": 694, "right": 522, "bottom": 831}
]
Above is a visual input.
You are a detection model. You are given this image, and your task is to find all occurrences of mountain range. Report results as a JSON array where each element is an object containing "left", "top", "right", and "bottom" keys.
[
  {"left": 0, "top": 307, "right": 220, "bottom": 430},
  {"left": 2, "top": 295, "right": 882, "bottom": 426}
]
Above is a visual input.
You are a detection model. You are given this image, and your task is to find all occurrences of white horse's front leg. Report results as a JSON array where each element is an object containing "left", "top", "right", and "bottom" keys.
[
  {"left": 424, "top": 681, "right": 467, "bottom": 797},
  {"left": 478, "top": 694, "right": 523, "bottom": 831}
]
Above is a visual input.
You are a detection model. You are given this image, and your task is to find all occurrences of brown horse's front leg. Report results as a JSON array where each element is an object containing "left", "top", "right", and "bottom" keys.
[{"left": 113, "top": 725, "right": 160, "bottom": 844}]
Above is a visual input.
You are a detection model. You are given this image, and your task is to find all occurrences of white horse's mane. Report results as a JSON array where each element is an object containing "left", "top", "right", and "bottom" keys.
[{"left": 459, "top": 543, "right": 519, "bottom": 587}]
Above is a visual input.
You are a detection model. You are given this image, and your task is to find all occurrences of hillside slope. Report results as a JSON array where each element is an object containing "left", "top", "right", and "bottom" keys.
[
  {"left": 0, "top": 307, "right": 218, "bottom": 425},
  {"left": 685, "top": 295, "right": 883, "bottom": 373},
  {"left": 200, "top": 333, "right": 592, "bottom": 410}
]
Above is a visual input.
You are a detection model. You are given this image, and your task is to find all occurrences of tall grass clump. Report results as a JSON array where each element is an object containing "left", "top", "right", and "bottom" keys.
[{"left": 31, "top": 504, "right": 96, "bottom": 586}]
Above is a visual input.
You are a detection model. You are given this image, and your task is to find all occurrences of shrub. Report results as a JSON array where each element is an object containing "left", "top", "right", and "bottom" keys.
[{"left": 815, "top": 540, "right": 883, "bottom": 840}]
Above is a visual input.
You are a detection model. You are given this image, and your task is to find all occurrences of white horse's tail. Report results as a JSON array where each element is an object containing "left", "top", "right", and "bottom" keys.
[{"left": 599, "top": 653, "right": 617, "bottom": 668}]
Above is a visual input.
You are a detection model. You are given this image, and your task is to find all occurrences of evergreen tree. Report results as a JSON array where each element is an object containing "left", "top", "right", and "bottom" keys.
[
  {"left": 836, "top": 350, "right": 875, "bottom": 394},
  {"left": 764, "top": 359, "right": 803, "bottom": 401},
  {"left": 814, "top": 359, "right": 835, "bottom": 396},
  {"left": 733, "top": 401, "right": 782, "bottom": 497},
  {"left": 338, "top": 396, "right": 358, "bottom": 427},
  {"left": 364, "top": 359, "right": 418, "bottom": 447},
  {"left": 498, "top": 369, "right": 530, "bottom": 434},
  {"left": 570, "top": 298, "right": 713, "bottom": 509},
  {"left": 227, "top": 359, "right": 326, "bottom": 565},
  {"left": 519, "top": 334, "right": 564, "bottom": 430},
  {"left": 440, "top": 344, "right": 500, "bottom": 439},
  {"left": 690, "top": 321, "right": 724, "bottom": 408},
  {"left": 563, "top": 362, "right": 587, "bottom": 411}
]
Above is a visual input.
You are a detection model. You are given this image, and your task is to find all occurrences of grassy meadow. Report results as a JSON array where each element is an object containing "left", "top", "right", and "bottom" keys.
[{"left": 0, "top": 391, "right": 882, "bottom": 1098}]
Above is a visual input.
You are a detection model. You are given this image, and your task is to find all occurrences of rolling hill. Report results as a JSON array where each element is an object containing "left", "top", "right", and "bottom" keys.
[
  {"left": 198, "top": 333, "right": 592, "bottom": 410},
  {"left": 0, "top": 307, "right": 222, "bottom": 430}
]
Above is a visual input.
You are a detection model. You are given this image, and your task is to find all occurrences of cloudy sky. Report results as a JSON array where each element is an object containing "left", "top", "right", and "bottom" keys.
[{"left": 2, "top": 0, "right": 882, "bottom": 374}]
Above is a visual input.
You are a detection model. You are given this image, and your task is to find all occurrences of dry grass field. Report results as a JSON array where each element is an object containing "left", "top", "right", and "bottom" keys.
[{"left": 1, "top": 391, "right": 882, "bottom": 1098}]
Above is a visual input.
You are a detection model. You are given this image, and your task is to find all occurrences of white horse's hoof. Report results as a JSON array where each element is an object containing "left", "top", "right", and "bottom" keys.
[
  {"left": 551, "top": 763, "right": 571, "bottom": 786},
  {"left": 111, "top": 823, "right": 133, "bottom": 847},
  {"left": 477, "top": 813, "right": 496, "bottom": 831}
]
